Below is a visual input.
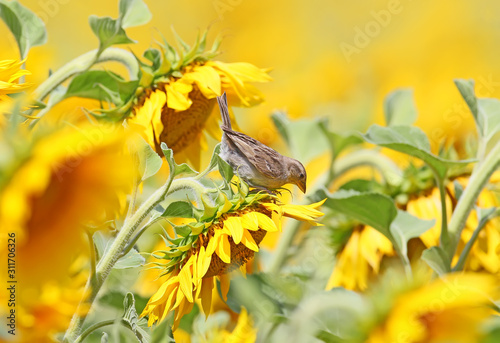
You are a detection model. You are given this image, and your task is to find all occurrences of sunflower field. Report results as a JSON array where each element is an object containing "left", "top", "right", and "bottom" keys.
[{"left": 2, "top": 1, "right": 500, "bottom": 342}]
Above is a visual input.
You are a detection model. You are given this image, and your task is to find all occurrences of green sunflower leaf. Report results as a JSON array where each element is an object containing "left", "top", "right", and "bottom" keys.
[
  {"left": 136, "top": 138, "right": 163, "bottom": 181},
  {"left": 89, "top": 16, "right": 135, "bottom": 51},
  {"left": 160, "top": 142, "right": 199, "bottom": 178},
  {"left": 318, "top": 119, "right": 363, "bottom": 159},
  {"left": 89, "top": 0, "right": 151, "bottom": 53},
  {"left": 64, "top": 70, "right": 138, "bottom": 106},
  {"left": 339, "top": 179, "right": 385, "bottom": 193},
  {"left": 174, "top": 163, "right": 198, "bottom": 177},
  {"left": 122, "top": 293, "right": 150, "bottom": 343},
  {"left": 151, "top": 316, "right": 174, "bottom": 343},
  {"left": 114, "top": 248, "right": 145, "bottom": 269},
  {"left": 93, "top": 231, "right": 145, "bottom": 269},
  {"left": 384, "top": 89, "right": 417, "bottom": 126},
  {"left": 390, "top": 210, "right": 434, "bottom": 257},
  {"left": 421, "top": 246, "right": 451, "bottom": 276},
  {"left": 217, "top": 155, "right": 234, "bottom": 186},
  {"left": 363, "top": 124, "right": 474, "bottom": 179},
  {"left": 161, "top": 143, "right": 176, "bottom": 176},
  {"left": 119, "top": 0, "right": 152, "bottom": 29},
  {"left": 0, "top": 0, "right": 46, "bottom": 58},
  {"left": 455, "top": 79, "right": 500, "bottom": 149},
  {"left": 322, "top": 189, "right": 397, "bottom": 239},
  {"left": 272, "top": 111, "right": 329, "bottom": 165}
]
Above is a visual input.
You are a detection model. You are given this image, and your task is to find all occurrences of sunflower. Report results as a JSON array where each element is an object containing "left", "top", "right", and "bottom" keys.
[
  {"left": 367, "top": 273, "right": 498, "bottom": 343},
  {"left": 127, "top": 32, "right": 272, "bottom": 169},
  {"left": 0, "top": 122, "right": 134, "bottom": 280},
  {"left": 140, "top": 177, "right": 325, "bottom": 330},
  {"left": 406, "top": 175, "right": 500, "bottom": 273},
  {"left": 0, "top": 120, "right": 134, "bottom": 341},
  {"left": 326, "top": 225, "right": 395, "bottom": 291},
  {"left": 326, "top": 166, "right": 500, "bottom": 291}
]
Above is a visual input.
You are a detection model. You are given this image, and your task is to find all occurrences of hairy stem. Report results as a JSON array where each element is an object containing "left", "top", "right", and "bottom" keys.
[
  {"left": 30, "top": 48, "right": 138, "bottom": 124},
  {"left": 63, "top": 176, "right": 211, "bottom": 341},
  {"left": 268, "top": 220, "right": 302, "bottom": 274},
  {"left": 332, "top": 149, "right": 403, "bottom": 186},
  {"left": 73, "top": 319, "right": 131, "bottom": 343},
  {"left": 434, "top": 175, "right": 450, "bottom": 250},
  {"left": 447, "top": 142, "right": 500, "bottom": 261},
  {"left": 453, "top": 210, "right": 499, "bottom": 271}
]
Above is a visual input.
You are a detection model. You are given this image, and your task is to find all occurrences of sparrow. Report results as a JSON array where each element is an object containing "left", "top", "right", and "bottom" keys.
[{"left": 216, "top": 92, "right": 307, "bottom": 193}]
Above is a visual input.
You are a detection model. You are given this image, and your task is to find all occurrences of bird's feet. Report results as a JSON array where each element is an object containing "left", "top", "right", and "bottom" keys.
[{"left": 248, "top": 186, "right": 276, "bottom": 195}]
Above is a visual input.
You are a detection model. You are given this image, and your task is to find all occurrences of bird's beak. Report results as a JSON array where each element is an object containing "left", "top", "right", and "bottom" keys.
[{"left": 297, "top": 180, "right": 307, "bottom": 194}]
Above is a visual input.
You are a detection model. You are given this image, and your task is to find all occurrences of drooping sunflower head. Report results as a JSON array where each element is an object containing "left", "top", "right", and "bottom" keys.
[
  {"left": 140, "top": 176, "right": 325, "bottom": 330},
  {"left": 127, "top": 30, "right": 272, "bottom": 168}
]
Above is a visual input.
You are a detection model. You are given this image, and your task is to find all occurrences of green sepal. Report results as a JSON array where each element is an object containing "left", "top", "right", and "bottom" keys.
[
  {"left": 188, "top": 222, "right": 205, "bottom": 235},
  {"left": 162, "top": 201, "right": 194, "bottom": 219}
]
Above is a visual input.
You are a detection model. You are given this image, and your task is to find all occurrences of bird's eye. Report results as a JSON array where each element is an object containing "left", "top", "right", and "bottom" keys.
[{"left": 299, "top": 173, "right": 304, "bottom": 178}]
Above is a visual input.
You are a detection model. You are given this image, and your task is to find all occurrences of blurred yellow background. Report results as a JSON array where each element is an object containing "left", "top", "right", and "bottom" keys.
[{"left": 3, "top": 0, "right": 500, "bottom": 148}]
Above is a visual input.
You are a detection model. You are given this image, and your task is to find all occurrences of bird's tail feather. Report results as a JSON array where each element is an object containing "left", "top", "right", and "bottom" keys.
[{"left": 217, "top": 92, "right": 232, "bottom": 130}]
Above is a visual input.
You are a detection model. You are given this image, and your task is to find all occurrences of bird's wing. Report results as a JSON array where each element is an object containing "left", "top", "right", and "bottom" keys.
[{"left": 223, "top": 128, "right": 284, "bottom": 179}]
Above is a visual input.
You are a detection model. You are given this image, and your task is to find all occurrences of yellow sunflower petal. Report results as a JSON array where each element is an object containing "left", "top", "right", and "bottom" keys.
[
  {"left": 200, "top": 276, "right": 214, "bottom": 316},
  {"left": 216, "top": 234, "right": 231, "bottom": 263},
  {"left": 224, "top": 216, "right": 244, "bottom": 244},
  {"left": 128, "top": 90, "right": 166, "bottom": 147},
  {"left": 219, "top": 273, "right": 231, "bottom": 301},
  {"left": 178, "top": 258, "right": 194, "bottom": 303},
  {"left": 206, "top": 232, "right": 218, "bottom": 256},
  {"left": 165, "top": 79, "right": 193, "bottom": 111},
  {"left": 161, "top": 288, "right": 179, "bottom": 321},
  {"left": 241, "top": 212, "right": 259, "bottom": 231},
  {"left": 182, "top": 65, "right": 221, "bottom": 98},
  {"left": 241, "top": 229, "right": 259, "bottom": 252},
  {"left": 254, "top": 212, "right": 278, "bottom": 232},
  {"left": 204, "top": 110, "right": 222, "bottom": 140}
]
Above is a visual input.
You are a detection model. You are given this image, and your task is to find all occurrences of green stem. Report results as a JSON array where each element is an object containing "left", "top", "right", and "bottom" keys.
[
  {"left": 401, "top": 253, "right": 413, "bottom": 280},
  {"left": 30, "top": 48, "right": 138, "bottom": 123},
  {"left": 435, "top": 175, "right": 450, "bottom": 249},
  {"left": 447, "top": 142, "right": 500, "bottom": 261},
  {"left": 452, "top": 210, "right": 499, "bottom": 271},
  {"left": 332, "top": 150, "right": 403, "bottom": 186},
  {"left": 268, "top": 221, "right": 302, "bottom": 274},
  {"left": 85, "top": 230, "right": 97, "bottom": 290},
  {"left": 73, "top": 319, "right": 131, "bottom": 343},
  {"left": 63, "top": 176, "right": 205, "bottom": 341}
]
